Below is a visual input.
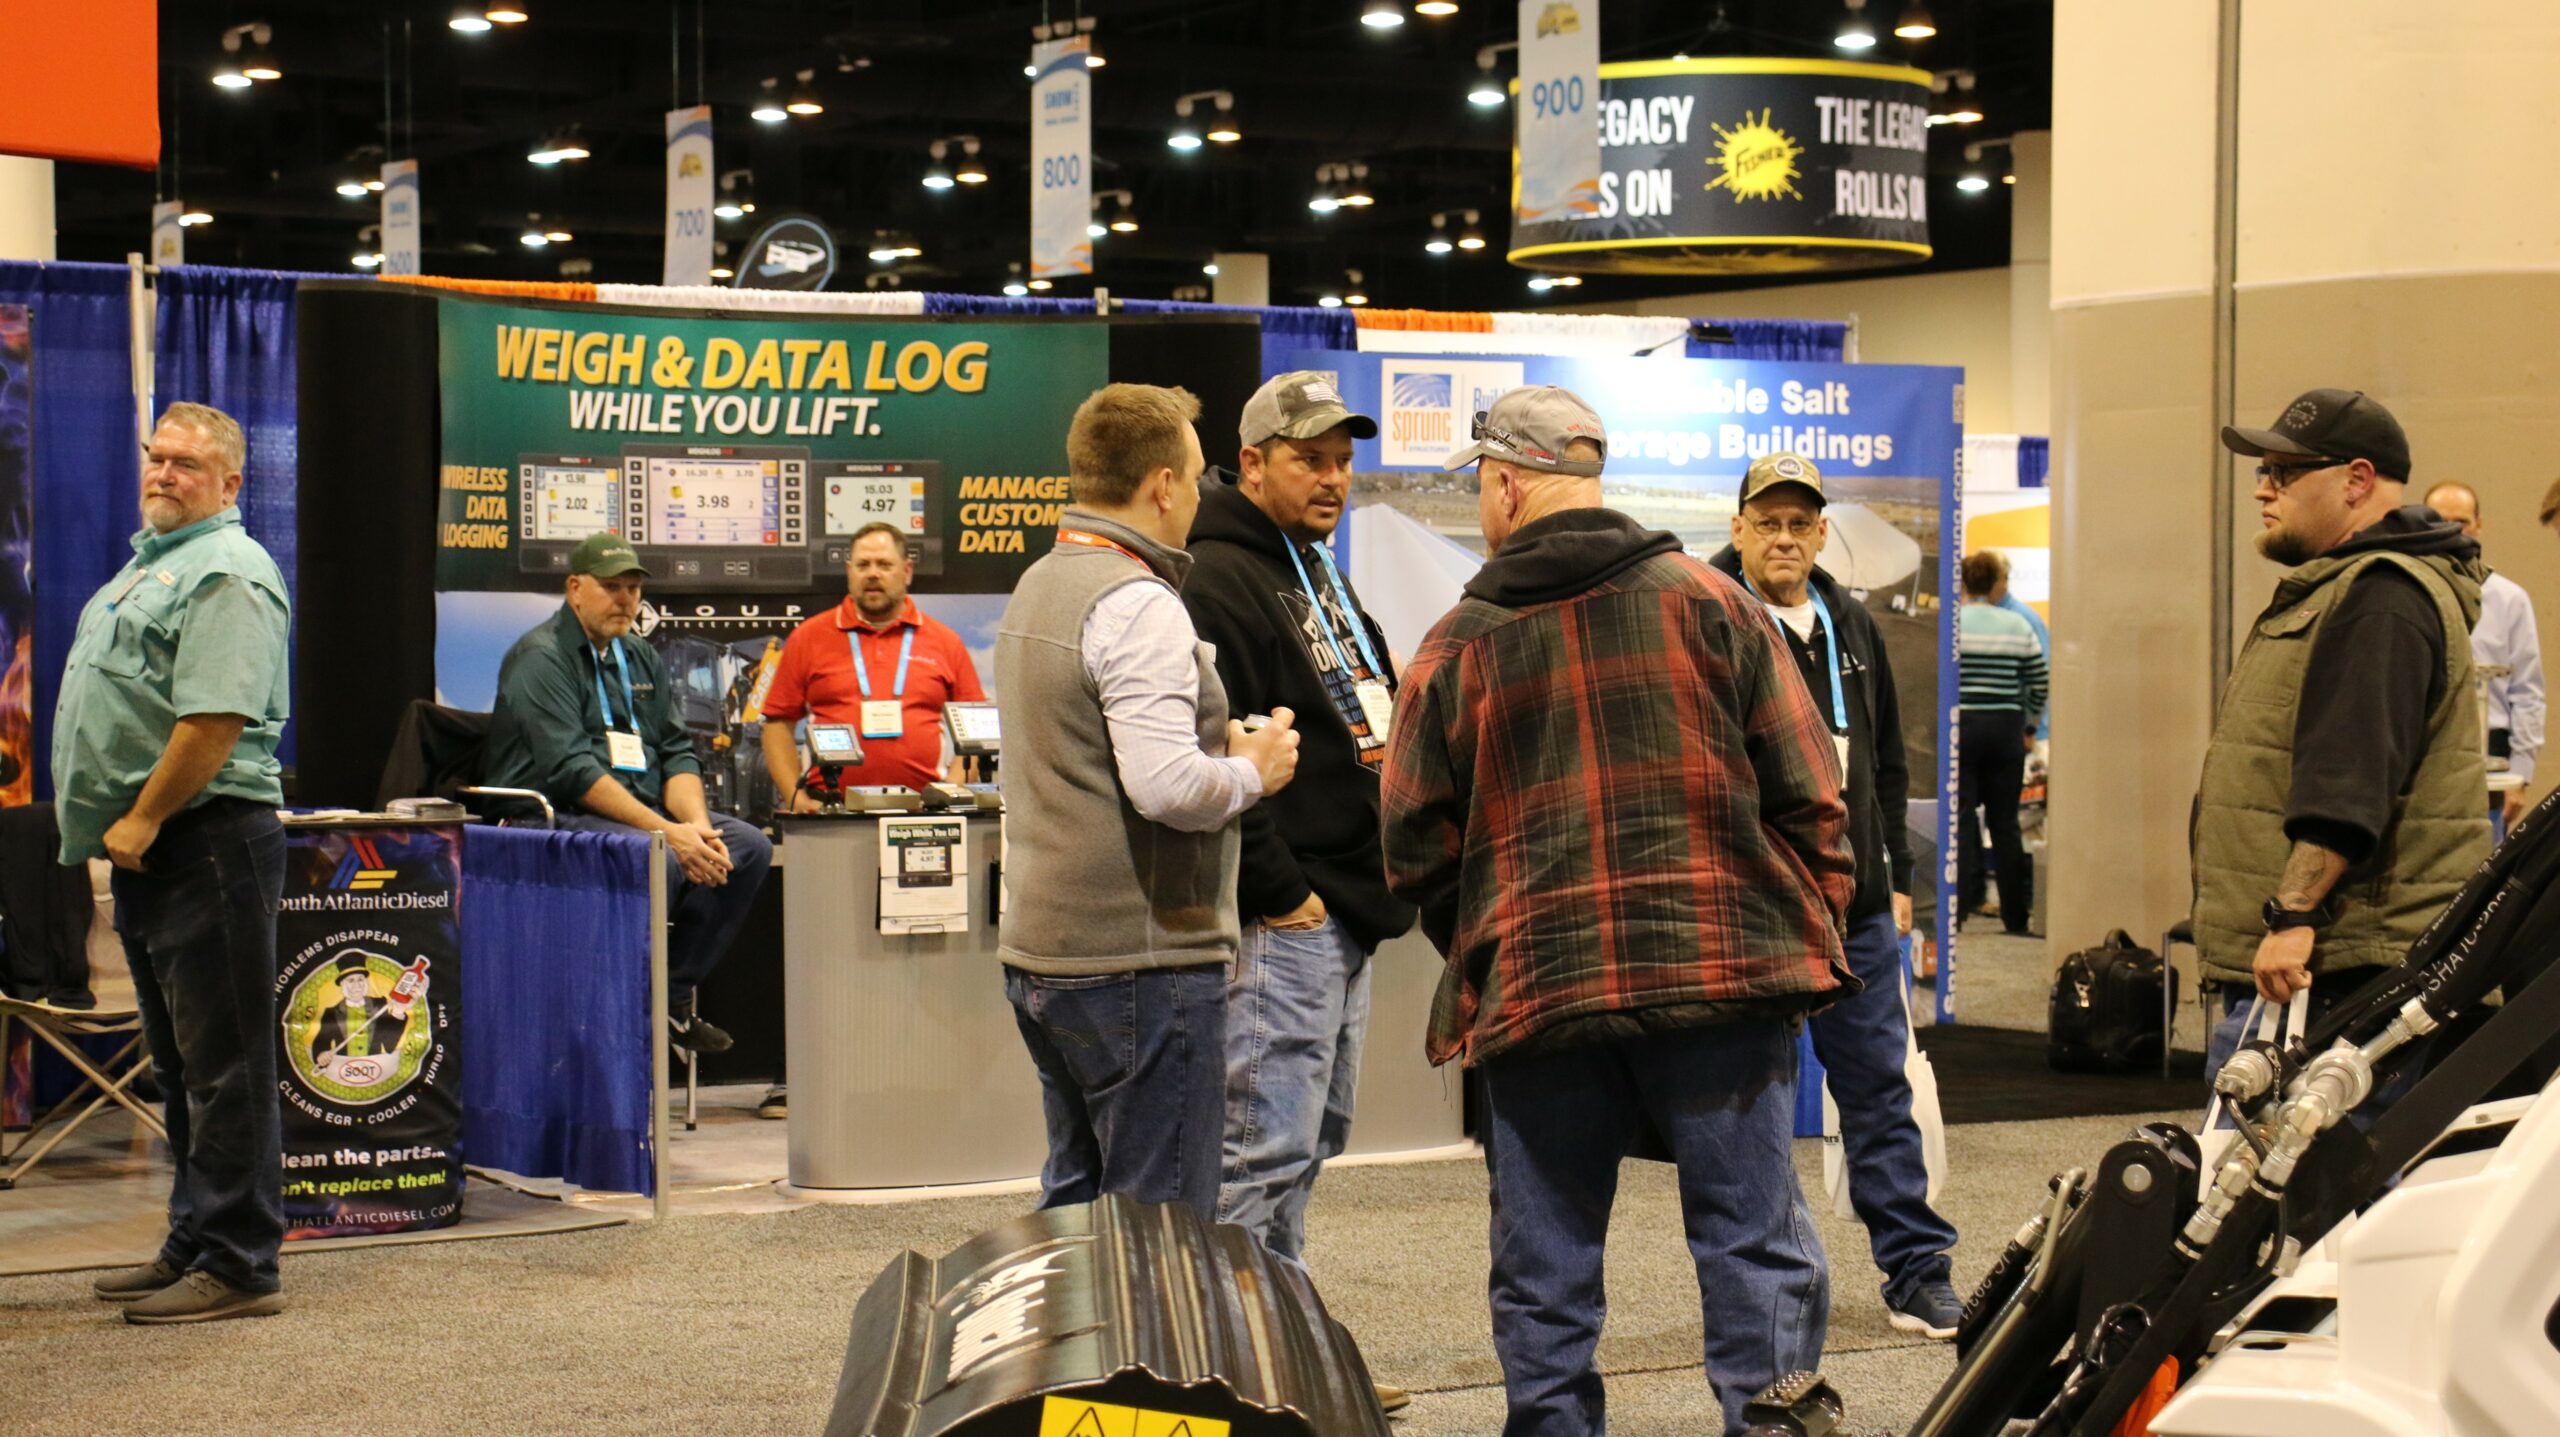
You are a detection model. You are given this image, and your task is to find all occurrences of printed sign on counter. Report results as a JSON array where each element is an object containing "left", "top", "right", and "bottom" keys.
[{"left": 879, "top": 814, "right": 970, "bottom": 935}]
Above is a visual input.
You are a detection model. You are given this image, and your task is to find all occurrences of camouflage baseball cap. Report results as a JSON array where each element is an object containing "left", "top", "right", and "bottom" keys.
[
  {"left": 1739, "top": 452, "right": 1826, "bottom": 508},
  {"left": 1442, "top": 385, "right": 1608, "bottom": 477},
  {"left": 1239, "top": 370, "right": 1377, "bottom": 447},
  {"left": 568, "top": 531, "right": 650, "bottom": 578}
]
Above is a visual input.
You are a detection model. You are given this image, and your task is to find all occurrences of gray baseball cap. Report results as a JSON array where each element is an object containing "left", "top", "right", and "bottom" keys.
[
  {"left": 1239, "top": 370, "right": 1377, "bottom": 447},
  {"left": 1441, "top": 385, "right": 1608, "bottom": 477}
]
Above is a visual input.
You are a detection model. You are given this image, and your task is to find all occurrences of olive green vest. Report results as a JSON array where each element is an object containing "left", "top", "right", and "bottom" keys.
[{"left": 2191, "top": 548, "right": 2489, "bottom": 985}]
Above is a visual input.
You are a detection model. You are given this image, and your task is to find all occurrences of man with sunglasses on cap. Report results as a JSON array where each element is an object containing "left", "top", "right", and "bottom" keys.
[
  {"left": 1709, "top": 452, "right": 1964, "bottom": 1341},
  {"left": 1382, "top": 386, "right": 1854, "bottom": 1437},
  {"left": 2196, "top": 389, "right": 2489, "bottom": 1080}
]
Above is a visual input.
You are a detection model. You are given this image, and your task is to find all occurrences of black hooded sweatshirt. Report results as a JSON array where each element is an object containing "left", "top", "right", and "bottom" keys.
[
  {"left": 2286, "top": 506, "right": 2482, "bottom": 864},
  {"left": 1707, "top": 545, "right": 1915, "bottom": 921},
  {"left": 1180, "top": 481, "right": 1417, "bottom": 951}
]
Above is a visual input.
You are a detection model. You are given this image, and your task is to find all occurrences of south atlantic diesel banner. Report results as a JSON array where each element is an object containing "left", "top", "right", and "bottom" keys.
[{"left": 276, "top": 825, "right": 464, "bottom": 1238}]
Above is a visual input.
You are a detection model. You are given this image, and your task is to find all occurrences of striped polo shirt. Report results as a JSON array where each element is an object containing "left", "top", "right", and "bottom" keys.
[{"left": 1958, "top": 600, "right": 2049, "bottom": 715}]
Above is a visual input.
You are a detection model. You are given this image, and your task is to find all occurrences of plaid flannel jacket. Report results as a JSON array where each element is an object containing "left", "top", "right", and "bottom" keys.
[{"left": 1381, "top": 542, "right": 1855, "bottom": 1068}]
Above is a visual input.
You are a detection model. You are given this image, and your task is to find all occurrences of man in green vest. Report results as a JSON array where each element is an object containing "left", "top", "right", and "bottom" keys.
[{"left": 2197, "top": 389, "right": 2490, "bottom": 1078}]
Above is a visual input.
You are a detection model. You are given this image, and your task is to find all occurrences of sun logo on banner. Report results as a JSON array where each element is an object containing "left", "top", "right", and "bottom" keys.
[{"left": 1704, "top": 108, "right": 1805, "bottom": 202}]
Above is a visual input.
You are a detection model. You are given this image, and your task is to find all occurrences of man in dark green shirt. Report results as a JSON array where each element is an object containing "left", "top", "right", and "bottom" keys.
[{"left": 482, "top": 532, "right": 771, "bottom": 1052}]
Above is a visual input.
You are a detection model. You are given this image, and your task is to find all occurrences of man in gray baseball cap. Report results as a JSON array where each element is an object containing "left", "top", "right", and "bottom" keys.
[{"left": 1442, "top": 384, "right": 1610, "bottom": 550}]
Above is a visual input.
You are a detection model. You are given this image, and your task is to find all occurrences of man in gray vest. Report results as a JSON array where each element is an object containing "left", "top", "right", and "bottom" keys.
[
  {"left": 994, "top": 383, "right": 1302, "bottom": 1221},
  {"left": 2199, "top": 389, "right": 2489, "bottom": 1076}
]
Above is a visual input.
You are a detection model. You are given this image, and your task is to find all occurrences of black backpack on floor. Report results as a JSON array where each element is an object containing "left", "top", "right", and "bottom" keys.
[{"left": 2048, "top": 930, "right": 2168, "bottom": 1073}]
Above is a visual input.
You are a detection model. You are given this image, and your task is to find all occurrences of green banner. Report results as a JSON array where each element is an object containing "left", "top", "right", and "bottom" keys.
[{"left": 435, "top": 298, "right": 1107, "bottom": 596}]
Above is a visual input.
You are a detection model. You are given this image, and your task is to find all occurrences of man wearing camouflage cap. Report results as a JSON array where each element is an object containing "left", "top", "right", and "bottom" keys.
[
  {"left": 1181, "top": 371, "right": 1415, "bottom": 1292},
  {"left": 1382, "top": 386, "right": 1854, "bottom": 1437}
]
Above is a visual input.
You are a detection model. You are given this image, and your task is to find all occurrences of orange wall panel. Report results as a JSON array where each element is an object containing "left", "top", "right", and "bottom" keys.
[{"left": 0, "top": 1, "right": 158, "bottom": 170}]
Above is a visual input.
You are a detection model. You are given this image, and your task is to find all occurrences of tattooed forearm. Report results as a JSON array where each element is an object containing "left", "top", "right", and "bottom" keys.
[{"left": 2275, "top": 840, "right": 2348, "bottom": 910}]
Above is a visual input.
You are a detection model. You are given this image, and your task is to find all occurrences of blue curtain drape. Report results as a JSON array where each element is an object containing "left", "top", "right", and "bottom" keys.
[
  {"left": 1694, "top": 318, "right": 1850, "bottom": 363},
  {"left": 460, "top": 824, "right": 657, "bottom": 1195},
  {"left": 2019, "top": 436, "right": 2050, "bottom": 489},
  {"left": 154, "top": 267, "right": 307, "bottom": 605},
  {"left": 917, "top": 293, "right": 1357, "bottom": 379},
  {"left": 0, "top": 261, "right": 140, "bottom": 801}
]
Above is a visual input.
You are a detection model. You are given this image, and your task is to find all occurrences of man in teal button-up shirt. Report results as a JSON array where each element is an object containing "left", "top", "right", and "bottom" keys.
[{"left": 55, "top": 403, "right": 292, "bottom": 1325}]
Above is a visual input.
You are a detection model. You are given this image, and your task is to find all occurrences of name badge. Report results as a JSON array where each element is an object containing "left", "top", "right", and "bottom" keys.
[
  {"left": 861, "top": 699, "right": 904, "bottom": 739},
  {"left": 1355, "top": 680, "right": 1394, "bottom": 744},
  {"left": 1832, "top": 732, "right": 1852, "bottom": 780},
  {"left": 606, "top": 729, "right": 649, "bottom": 772}
]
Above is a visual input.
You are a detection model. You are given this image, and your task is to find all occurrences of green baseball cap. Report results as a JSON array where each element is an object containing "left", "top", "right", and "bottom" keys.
[
  {"left": 568, "top": 531, "right": 650, "bottom": 578},
  {"left": 1739, "top": 452, "right": 1826, "bottom": 508},
  {"left": 1240, "top": 370, "right": 1378, "bottom": 447}
]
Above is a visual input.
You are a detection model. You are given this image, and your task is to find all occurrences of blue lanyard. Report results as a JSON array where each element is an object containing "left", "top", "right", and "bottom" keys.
[
  {"left": 847, "top": 623, "right": 915, "bottom": 700},
  {"left": 1285, "top": 540, "right": 1385, "bottom": 681},
  {"left": 591, "top": 640, "right": 639, "bottom": 731},
  {"left": 1746, "top": 579, "right": 1849, "bottom": 733}
]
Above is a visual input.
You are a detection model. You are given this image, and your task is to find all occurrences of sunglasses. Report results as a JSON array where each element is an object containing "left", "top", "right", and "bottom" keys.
[{"left": 2254, "top": 456, "right": 2345, "bottom": 490}]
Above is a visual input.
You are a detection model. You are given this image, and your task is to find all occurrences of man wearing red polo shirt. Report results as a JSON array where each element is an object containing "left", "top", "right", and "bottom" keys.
[{"left": 761, "top": 522, "right": 986, "bottom": 805}]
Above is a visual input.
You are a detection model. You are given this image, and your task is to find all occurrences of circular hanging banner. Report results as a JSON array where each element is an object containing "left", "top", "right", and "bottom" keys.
[{"left": 1509, "top": 58, "right": 1934, "bottom": 276}]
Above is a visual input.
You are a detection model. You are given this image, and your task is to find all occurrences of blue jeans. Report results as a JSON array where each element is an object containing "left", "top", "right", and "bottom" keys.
[
  {"left": 1481, "top": 1020, "right": 1827, "bottom": 1437},
  {"left": 1217, "top": 915, "right": 1371, "bottom": 1264},
  {"left": 552, "top": 810, "right": 771, "bottom": 1002},
  {"left": 1807, "top": 910, "right": 1957, "bottom": 1305},
  {"left": 111, "top": 797, "right": 288, "bottom": 1294},
  {"left": 1004, "top": 964, "right": 1226, "bottom": 1222}
]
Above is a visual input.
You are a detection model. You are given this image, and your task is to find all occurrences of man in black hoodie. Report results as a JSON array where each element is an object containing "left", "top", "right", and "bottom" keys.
[
  {"left": 1709, "top": 453, "right": 1963, "bottom": 1340},
  {"left": 1182, "top": 371, "right": 1417, "bottom": 1277}
]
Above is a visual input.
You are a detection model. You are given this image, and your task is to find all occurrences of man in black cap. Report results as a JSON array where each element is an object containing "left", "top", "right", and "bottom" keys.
[
  {"left": 484, "top": 531, "right": 773, "bottom": 1053},
  {"left": 2194, "top": 389, "right": 2489, "bottom": 1077}
]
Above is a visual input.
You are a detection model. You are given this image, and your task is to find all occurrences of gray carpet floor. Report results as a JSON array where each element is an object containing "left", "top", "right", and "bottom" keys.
[
  {"left": 2, "top": 1108, "right": 2182, "bottom": 1437},
  {"left": 5, "top": 928, "right": 2203, "bottom": 1436}
]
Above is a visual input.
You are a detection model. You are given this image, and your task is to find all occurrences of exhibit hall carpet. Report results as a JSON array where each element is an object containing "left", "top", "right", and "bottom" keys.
[{"left": 2, "top": 933, "right": 2219, "bottom": 1436}]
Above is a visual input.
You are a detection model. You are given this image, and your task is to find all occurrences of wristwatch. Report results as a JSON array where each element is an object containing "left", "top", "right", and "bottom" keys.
[{"left": 2261, "top": 897, "right": 2326, "bottom": 932}]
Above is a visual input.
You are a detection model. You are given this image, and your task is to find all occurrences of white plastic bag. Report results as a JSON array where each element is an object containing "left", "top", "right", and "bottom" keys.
[{"left": 1820, "top": 943, "right": 1948, "bottom": 1218}]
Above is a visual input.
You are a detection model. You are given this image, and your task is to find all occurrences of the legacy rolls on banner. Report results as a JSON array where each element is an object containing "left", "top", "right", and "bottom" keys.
[
  {"left": 662, "top": 105, "right": 714, "bottom": 287},
  {"left": 1510, "top": 58, "right": 1933, "bottom": 274},
  {"left": 1029, "top": 34, "right": 1092, "bottom": 280},
  {"left": 1514, "top": 0, "right": 1602, "bottom": 226},
  {"left": 276, "top": 825, "right": 464, "bottom": 1238}
]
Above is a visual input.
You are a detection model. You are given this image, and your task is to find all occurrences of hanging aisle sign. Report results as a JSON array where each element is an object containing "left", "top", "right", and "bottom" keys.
[
  {"left": 380, "top": 159, "right": 422, "bottom": 276},
  {"left": 150, "top": 200, "right": 182, "bottom": 266},
  {"left": 1509, "top": 58, "right": 1933, "bottom": 275},
  {"left": 662, "top": 105, "right": 714, "bottom": 287},
  {"left": 1029, "top": 35, "right": 1092, "bottom": 280},
  {"left": 1515, "top": 0, "right": 1603, "bottom": 226}
]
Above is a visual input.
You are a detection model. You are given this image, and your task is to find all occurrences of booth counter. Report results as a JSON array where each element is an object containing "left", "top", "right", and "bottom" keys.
[{"left": 777, "top": 802, "right": 1463, "bottom": 1193}]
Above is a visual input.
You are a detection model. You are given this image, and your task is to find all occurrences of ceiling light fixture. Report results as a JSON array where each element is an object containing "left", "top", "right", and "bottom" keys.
[
  {"left": 714, "top": 169, "right": 754, "bottom": 219},
  {"left": 1317, "top": 294, "right": 1344, "bottom": 309},
  {"left": 1308, "top": 164, "right": 1341, "bottom": 213},
  {"left": 710, "top": 266, "right": 734, "bottom": 279},
  {"left": 353, "top": 251, "right": 384, "bottom": 269},
  {"left": 486, "top": 3, "right": 529, "bottom": 22},
  {"left": 954, "top": 140, "right": 989, "bottom": 184},
  {"left": 1362, "top": 0, "right": 1406, "bottom": 29},
  {"left": 867, "top": 232, "right": 923, "bottom": 262},
  {"left": 336, "top": 178, "right": 370, "bottom": 199},
  {"left": 449, "top": 5, "right": 492, "bottom": 34},
  {"left": 1003, "top": 262, "right": 1030, "bottom": 298},
  {"left": 1027, "top": 277, "right": 1053, "bottom": 291},
  {"left": 1098, "top": 189, "right": 1140, "bottom": 233},
  {"left": 1336, "top": 162, "right": 1376, "bottom": 207},
  {"left": 1173, "top": 90, "right": 1238, "bottom": 148},
  {"left": 1469, "top": 43, "right": 1516, "bottom": 106},
  {"left": 1425, "top": 213, "right": 1454, "bottom": 254},
  {"left": 527, "top": 132, "right": 589, "bottom": 165},
  {"left": 1957, "top": 142, "right": 1991, "bottom": 191},
  {"left": 1893, "top": 3, "right": 1936, "bottom": 39},
  {"left": 1835, "top": 0, "right": 1878, "bottom": 51},
  {"left": 922, "top": 145, "right": 955, "bottom": 190},
  {"left": 1415, "top": 0, "right": 1460, "bottom": 14},
  {"left": 1457, "top": 209, "right": 1487, "bottom": 250},
  {"left": 1343, "top": 270, "right": 1369, "bottom": 306},
  {"left": 1203, "top": 262, "right": 1220, "bottom": 276},
  {"left": 1942, "top": 70, "right": 1983, "bottom": 124},
  {"left": 211, "top": 59, "right": 252, "bottom": 89},
  {"left": 178, "top": 209, "right": 213, "bottom": 227},
  {"left": 786, "top": 69, "right": 824, "bottom": 116},
  {"left": 751, "top": 79, "right": 788, "bottom": 123},
  {"left": 1075, "top": 16, "right": 1104, "bottom": 68},
  {"left": 224, "top": 23, "right": 282, "bottom": 81}
]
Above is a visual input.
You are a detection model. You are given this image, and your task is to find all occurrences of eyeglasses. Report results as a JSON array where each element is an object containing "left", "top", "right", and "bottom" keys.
[
  {"left": 1747, "top": 516, "right": 1821, "bottom": 539},
  {"left": 1471, "top": 409, "right": 1534, "bottom": 459},
  {"left": 2255, "top": 457, "right": 2342, "bottom": 490}
]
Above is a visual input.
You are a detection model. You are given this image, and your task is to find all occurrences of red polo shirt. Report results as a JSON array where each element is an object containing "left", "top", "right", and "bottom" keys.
[{"left": 762, "top": 597, "right": 984, "bottom": 792}]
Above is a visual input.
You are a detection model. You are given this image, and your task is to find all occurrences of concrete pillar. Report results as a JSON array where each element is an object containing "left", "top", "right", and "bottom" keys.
[
  {"left": 0, "top": 156, "right": 57, "bottom": 260},
  {"left": 2006, "top": 130, "right": 2050, "bottom": 436},
  {"left": 1211, "top": 252, "right": 1269, "bottom": 308},
  {"left": 2048, "top": 1, "right": 2560, "bottom": 963}
]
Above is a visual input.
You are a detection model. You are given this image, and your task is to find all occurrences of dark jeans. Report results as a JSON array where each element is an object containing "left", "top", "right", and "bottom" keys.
[
  {"left": 552, "top": 810, "right": 771, "bottom": 1003},
  {"left": 1481, "top": 1020, "right": 1826, "bottom": 1437},
  {"left": 1808, "top": 910, "right": 1958, "bottom": 1304},
  {"left": 1957, "top": 708, "right": 2032, "bottom": 933},
  {"left": 111, "top": 797, "right": 288, "bottom": 1294},
  {"left": 1003, "top": 964, "right": 1226, "bottom": 1222}
]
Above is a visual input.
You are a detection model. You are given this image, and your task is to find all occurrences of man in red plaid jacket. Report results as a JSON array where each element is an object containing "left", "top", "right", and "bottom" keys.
[{"left": 1380, "top": 384, "right": 1856, "bottom": 1437}]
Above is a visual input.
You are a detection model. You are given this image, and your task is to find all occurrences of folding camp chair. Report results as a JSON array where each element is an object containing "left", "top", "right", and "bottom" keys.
[{"left": 0, "top": 860, "right": 165, "bottom": 1189}]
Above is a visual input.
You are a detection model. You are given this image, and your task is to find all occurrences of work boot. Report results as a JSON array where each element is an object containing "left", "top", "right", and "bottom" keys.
[
  {"left": 92, "top": 1257, "right": 185, "bottom": 1303},
  {"left": 670, "top": 996, "right": 733, "bottom": 1054},
  {"left": 123, "top": 1270, "right": 286, "bottom": 1325}
]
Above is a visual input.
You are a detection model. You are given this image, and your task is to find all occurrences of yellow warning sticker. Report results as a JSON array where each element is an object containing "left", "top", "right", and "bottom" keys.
[{"left": 1035, "top": 1395, "right": 1232, "bottom": 1437}]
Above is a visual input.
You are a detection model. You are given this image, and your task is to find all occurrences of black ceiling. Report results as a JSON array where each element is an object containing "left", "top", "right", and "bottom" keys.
[{"left": 56, "top": 0, "right": 2051, "bottom": 312}]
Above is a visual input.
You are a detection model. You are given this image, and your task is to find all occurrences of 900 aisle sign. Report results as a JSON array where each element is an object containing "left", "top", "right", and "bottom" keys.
[{"left": 1526, "top": 75, "right": 1585, "bottom": 119}]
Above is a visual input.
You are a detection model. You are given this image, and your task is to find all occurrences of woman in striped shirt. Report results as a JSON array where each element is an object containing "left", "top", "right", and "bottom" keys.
[{"left": 1957, "top": 550, "right": 2047, "bottom": 934}]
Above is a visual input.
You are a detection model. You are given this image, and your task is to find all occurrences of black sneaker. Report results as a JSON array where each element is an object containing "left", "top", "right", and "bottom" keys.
[
  {"left": 670, "top": 999, "right": 734, "bottom": 1055},
  {"left": 755, "top": 1085, "right": 788, "bottom": 1120},
  {"left": 1887, "top": 1281, "right": 1965, "bottom": 1340}
]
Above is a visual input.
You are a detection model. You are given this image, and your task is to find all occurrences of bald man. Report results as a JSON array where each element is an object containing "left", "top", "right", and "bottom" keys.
[{"left": 2426, "top": 481, "right": 2543, "bottom": 829}]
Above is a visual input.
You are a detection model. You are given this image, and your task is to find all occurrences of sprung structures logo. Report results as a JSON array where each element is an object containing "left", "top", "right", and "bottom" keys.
[{"left": 331, "top": 834, "right": 398, "bottom": 891}]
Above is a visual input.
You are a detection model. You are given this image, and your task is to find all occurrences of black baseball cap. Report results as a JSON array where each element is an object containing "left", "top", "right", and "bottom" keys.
[{"left": 2220, "top": 388, "right": 2411, "bottom": 482}]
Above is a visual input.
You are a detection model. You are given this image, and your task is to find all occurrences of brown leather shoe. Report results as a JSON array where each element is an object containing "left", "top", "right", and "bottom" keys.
[
  {"left": 123, "top": 1270, "right": 286, "bottom": 1325},
  {"left": 92, "top": 1257, "right": 185, "bottom": 1302}
]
